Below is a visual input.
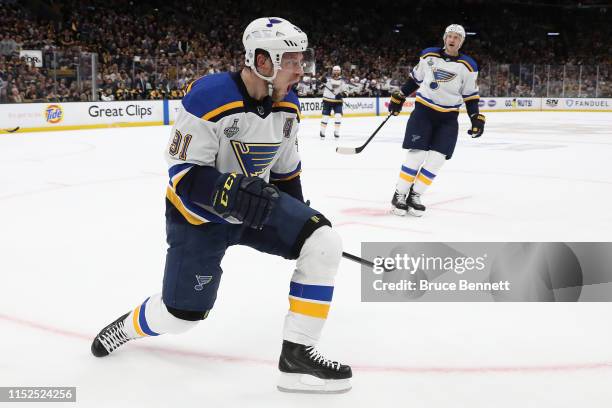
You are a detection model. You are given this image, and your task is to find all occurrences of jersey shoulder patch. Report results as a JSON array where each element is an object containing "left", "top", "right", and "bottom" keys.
[
  {"left": 457, "top": 54, "right": 478, "bottom": 72},
  {"left": 420, "top": 47, "right": 442, "bottom": 59},
  {"left": 181, "top": 73, "right": 244, "bottom": 122}
]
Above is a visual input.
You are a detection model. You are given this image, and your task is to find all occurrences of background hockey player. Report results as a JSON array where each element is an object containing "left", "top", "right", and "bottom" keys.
[
  {"left": 296, "top": 74, "right": 315, "bottom": 97},
  {"left": 388, "top": 24, "right": 485, "bottom": 216},
  {"left": 91, "top": 17, "right": 352, "bottom": 394},
  {"left": 319, "top": 65, "right": 347, "bottom": 139}
]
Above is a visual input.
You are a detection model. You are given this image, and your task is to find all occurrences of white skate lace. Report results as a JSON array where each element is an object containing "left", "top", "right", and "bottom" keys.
[
  {"left": 410, "top": 192, "right": 422, "bottom": 205},
  {"left": 394, "top": 191, "right": 407, "bottom": 205},
  {"left": 305, "top": 346, "right": 341, "bottom": 371},
  {"left": 98, "top": 320, "right": 130, "bottom": 353}
]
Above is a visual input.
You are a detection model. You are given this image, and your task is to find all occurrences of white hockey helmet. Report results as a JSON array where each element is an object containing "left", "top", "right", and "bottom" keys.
[
  {"left": 443, "top": 24, "right": 466, "bottom": 47},
  {"left": 243, "top": 17, "right": 313, "bottom": 81},
  {"left": 332, "top": 65, "right": 341, "bottom": 73}
]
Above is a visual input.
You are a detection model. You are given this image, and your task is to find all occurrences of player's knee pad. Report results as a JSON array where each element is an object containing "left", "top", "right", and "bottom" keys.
[
  {"left": 295, "top": 225, "right": 343, "bottom": 284},
  {"left": 166, "top": 305, "right": 210, "bottom": 322}
]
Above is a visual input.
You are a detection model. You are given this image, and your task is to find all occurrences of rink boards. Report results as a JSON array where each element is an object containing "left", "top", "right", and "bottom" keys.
[{"left": 1, "top": 97, "right": 611, "bottom": 133}]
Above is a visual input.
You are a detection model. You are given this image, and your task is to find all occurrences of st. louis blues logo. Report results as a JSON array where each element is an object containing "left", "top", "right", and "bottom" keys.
[
  {"left": 430, "top": 68, "right": 457, "bottom": 90},
  {"left": 231, "top": 141, "right": 281, "bottom": 177},
  {"left": 266, "top": 18, "right": 283, "bottom": 27},
  {"left": 194, "top": 275, "right": 213, "bottom": 291}
]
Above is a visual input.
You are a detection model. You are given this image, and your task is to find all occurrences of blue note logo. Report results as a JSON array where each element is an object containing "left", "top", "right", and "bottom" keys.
[
  {"left": 231, "top": 141, "right": 281, "bottom": 177},
  {"left": 194, "top": 275, "right": 213, "bottom": 291},
  {"left": 266, "top": 18, "right": 283, "bottom": 27}
]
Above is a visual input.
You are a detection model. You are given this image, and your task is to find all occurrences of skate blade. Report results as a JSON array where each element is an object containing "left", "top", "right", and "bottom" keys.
[
  {"left": 408, "top": 208, "right": 424, "bottom": 217},
  {"left": 277, "top": 373, "right": 351, "bottom": 394},
  {"left": 390, "top": 207, "right": 407, "bottom": 216}
]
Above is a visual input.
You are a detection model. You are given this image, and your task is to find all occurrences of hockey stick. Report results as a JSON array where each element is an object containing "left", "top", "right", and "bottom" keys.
[
  {"left": 336, "top": 114, "right": 392, "bottom": 155},
  {"left": 342, "top": 251, "right": 394, "bottom": 272},
  {"left": 2, "top": 127, "right": 20, "bottom": 133}
]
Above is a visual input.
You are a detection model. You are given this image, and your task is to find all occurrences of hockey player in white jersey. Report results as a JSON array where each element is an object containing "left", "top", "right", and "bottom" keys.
[
  {"left": 388, "top": 24, "right": 485, "bottom": 216},
  {"left": 90, "top": 17, "right": 352, "bottom": 394},
  {"left": 319, "top": 66, "right": 347, "bottom": 139},
  {"left": 296, "top": 74, "right": 315, "bottom": 97}
]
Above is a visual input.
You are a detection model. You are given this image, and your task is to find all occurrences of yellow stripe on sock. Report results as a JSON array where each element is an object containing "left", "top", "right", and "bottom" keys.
[
  {"left": 417, "top": 173, "right": 433, "bottom": 185},
  {"left": 289, "top": 298, "right": 330, "bottom": 319},
  {"left": 132, "top": 306, "right": 146, "bottom": 337},
  {"left": 400, "top": 172, "right": 416, "bottom": 183}
]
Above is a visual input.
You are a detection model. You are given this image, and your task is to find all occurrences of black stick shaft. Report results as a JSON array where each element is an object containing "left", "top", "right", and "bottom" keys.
[
  {"left": 342, "top": 251, "right": 375, "bottom": 268},
  {"left": 355, "top": 114, "right": 392, "bottom": 152}
]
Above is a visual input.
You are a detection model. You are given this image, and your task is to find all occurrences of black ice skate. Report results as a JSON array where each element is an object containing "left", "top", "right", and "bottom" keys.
[
  {"left": 407, "top": 189, "right": 425, "bottom": 217},
  {"left": 391, "top": 190, "right": 408, "bottom": 216},
  {"left": 91, "top": 312, "right": 133, "bottom": 357},
  {"left": 277, "top": 340, "right": 352, "bottom": 394},
  {"left": 334, "top": 132, "right": 340, "bottom": 139},
  {"left": 320, "top": 131, "right": 325, "bottom": 140}
]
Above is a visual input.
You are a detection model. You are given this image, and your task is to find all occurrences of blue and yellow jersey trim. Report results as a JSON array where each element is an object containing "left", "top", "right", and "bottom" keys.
[
  {"left": 272, "top": 99, "right": 302, "bottom": 121},
  {"left": 182, "top": 72, "right": 245, "bottom": 122},
  {"left": 166, "top": 163, "right": 227, "bottom": 225},
  {"left": 462, "top": 91, "right": 480, "bottom": 102},
  {"left": 458, "top": 54, "right": 478, "bottom": 72},
  {"left": 202, "top": 101, "right": 245, "bottom": 121},
  {"left": 288, "top": 281, "right": 334, "bottom": 319},
  {"left": 417, "top": 47, "right": 478, "bottom": 73},
  {"left": 270, "top": 162, "right": 302, "bottom": 181},
  {"left": 415, "top": 93, "right": 461, "bottom": 113},
  {"left": 420, "top": 47, "right": 442, "bottom": 59}
]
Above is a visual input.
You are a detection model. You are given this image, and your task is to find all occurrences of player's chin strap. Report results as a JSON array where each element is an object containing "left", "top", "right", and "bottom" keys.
[{"left": 252, "top": 66, "right": 279, "bottom": 97}]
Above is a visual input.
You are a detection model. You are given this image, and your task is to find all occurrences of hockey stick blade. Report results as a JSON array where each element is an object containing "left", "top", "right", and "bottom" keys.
[
  {"left": 3, "top": 127, "right": 20, "bottom": 133},
  {"left": 336, "top": 146, "right": 359, "bottom": 155},
  {"left": 335, "top": 114, "right": 392, "bottom": 155}
]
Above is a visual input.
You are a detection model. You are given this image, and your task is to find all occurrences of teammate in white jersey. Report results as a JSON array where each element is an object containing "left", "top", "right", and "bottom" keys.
[
  {"left": 319, "top": 66, "right": 347, "bottom": 139},
  {"left": 90, "top": 17, "right": 352, "bottom": 394},
  {"left": 388, "top": 24, "right": 485, "bottom": 216}
]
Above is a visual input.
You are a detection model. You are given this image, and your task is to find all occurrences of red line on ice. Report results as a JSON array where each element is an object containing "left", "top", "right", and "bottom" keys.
[{"left": 2, "top": 313, "right": 611, "bottom": 374}]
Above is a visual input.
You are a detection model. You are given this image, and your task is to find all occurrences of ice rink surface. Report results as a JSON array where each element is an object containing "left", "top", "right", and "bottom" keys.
[{"left": 1, "top": 111, "right": 612, "bottom": 407}]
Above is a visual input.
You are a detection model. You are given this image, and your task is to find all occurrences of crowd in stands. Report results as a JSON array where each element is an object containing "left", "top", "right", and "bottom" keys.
[{"left": 1, "top": 0, "right": 610, "bottom": 103}]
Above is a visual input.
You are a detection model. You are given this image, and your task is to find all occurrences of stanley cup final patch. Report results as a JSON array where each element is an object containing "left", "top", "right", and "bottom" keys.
[{"left": 223, "top": 118, "right": 240, "bottom": 138}]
